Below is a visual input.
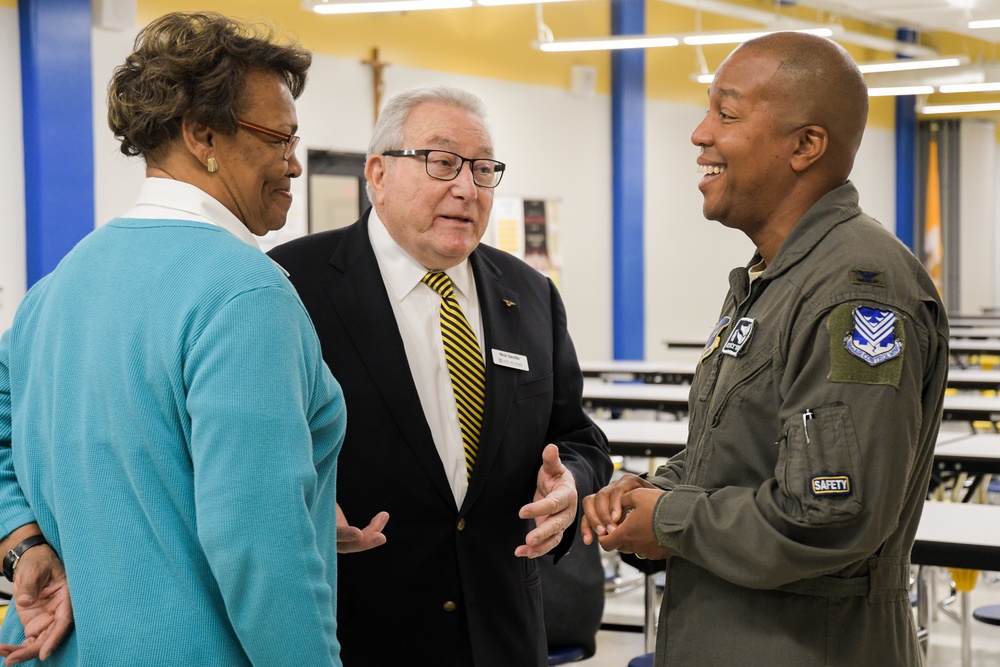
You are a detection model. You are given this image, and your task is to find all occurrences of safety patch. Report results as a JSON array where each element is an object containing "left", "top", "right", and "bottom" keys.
[
  {"left": 810, "top": 475, "right": 852, "bottom": 497},
  {"left": 827, "top": 303, "right": 905, "bottom": 388},
  {"left": 722, "top": 317, "right": 756, "bottom": 357},
  {"left": 844, "top": 307, "right": 902, "bottom": 366},
  {"left": 700, "top": 316, "right": 731, "bottom": 363},
  {"left": 849, "top": 268, "right": 885, "bottom": 287}
]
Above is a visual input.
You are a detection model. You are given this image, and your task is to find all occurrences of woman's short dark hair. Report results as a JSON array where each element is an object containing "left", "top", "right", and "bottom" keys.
[{"left": 107, "top": 12, "right": 311, "bottom": 159}]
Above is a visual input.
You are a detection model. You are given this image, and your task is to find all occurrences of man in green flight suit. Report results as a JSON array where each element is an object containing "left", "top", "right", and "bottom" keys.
[{"left": 582, "top": 31, "right": 949, "bottom": 666}]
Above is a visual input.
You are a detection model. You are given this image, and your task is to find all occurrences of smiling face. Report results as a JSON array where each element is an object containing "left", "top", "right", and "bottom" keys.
[
  {"left": 366, "top": 101, "right": 495, "bottom": 271},
  {"left": 690, "top": 47, "right": 802, "bottom": 235},
  {"left": 210, "top": 70, "right": 302, "bottom": 236}
]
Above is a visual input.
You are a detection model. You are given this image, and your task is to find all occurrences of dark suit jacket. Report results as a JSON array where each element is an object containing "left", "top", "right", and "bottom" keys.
[{"left": 269, "top": 211, "right": 612, "bottom": 667}]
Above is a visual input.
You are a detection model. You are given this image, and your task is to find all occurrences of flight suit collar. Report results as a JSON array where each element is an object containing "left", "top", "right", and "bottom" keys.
[{"left": 756, "top": 181, "right": 864, "bottom": 282}]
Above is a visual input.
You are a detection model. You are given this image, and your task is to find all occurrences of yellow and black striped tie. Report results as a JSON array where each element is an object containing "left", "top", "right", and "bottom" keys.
[{"left": 423, "top": 271, "right": 486, "bottom": 481}]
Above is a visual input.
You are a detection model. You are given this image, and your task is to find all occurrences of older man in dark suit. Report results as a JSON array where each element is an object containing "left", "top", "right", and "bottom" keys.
[{"left": 268, "top": 85, "right": 611, "bottom": 667}]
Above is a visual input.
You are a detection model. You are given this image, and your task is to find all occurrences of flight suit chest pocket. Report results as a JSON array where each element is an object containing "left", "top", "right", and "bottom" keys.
[{"left": 776, "top": 403, "right": 863, "bottom": 524}]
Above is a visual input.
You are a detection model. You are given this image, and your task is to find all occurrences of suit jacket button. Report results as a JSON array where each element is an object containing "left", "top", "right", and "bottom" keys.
[
  {"left": 443, "top": 601, "right": 458, "bottom": 612},
  {"left": 457, "top": 518, "right": 466, "bottom": 531}
]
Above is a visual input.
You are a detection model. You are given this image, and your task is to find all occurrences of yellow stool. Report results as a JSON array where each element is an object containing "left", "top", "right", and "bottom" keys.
[{"left": 949, "top": 568, "right": 980, "bottom": 667}]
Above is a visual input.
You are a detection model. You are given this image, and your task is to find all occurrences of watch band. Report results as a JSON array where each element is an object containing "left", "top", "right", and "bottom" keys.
[{"left": 2, "top": 535, "right": 48, "bottom": 582}]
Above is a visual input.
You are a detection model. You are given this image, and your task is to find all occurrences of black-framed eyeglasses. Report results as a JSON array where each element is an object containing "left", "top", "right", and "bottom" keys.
[
  {"left": 382, "top": 149, "right": 505, "bottom": 188},
  {"left": 237, "top": 119, "right": 300, "bottom": 160}
]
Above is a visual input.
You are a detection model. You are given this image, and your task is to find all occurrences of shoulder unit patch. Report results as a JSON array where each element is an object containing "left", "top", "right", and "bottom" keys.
[
  {"left": 827, "top": 303, "right": 905, "bottom": 387},
  {"left": 844, "top": 307, "right": 902, "bottom": 366}
]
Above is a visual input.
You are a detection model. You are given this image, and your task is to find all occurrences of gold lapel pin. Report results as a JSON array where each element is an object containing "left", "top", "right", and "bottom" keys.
[{"left": 502, "top": 298, "right": 516, "bottom": 307}]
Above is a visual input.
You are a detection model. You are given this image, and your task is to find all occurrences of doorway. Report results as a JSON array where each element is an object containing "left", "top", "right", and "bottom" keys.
[{"left": 307, "top": 150, "right": 369, "bottom": 233}]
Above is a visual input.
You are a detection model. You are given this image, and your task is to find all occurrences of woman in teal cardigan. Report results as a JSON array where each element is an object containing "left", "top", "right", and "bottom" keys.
[{"left": 0, "top": 12, "right": 384, "bottom": 665}]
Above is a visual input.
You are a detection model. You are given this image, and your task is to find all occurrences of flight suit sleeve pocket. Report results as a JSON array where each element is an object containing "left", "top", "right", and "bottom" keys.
[{"left": 776, "top": 403, "right": 863, "bottom": 525}]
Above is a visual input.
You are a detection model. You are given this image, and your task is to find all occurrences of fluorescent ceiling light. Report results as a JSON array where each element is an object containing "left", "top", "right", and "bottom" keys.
[
  {"left": 537, "top": 36, "right": 680, "bottom": 52},
  {"left": 537, "top": 26, "right": 835, "bottom": 53},
  {"left": 681, "top": 27, "right": 833, "bottom": 45},
  {"left": 694, "top": 74, "right": 714, "bottom": 84},
  {"left": 969, "top": 19, "right": 1000, "bottom": 29},
  {"left": 308, "top": 0, "right": 471, "bottom": 14},
  {"left": 477, "top": 0, "right": 575, "bottom": 4},
  {"left": 858, "top": 58, "right": 964, "bottom": 74},
  {"left": 868, "top": 86, "right": 934, "bottom": 97},
  {"left": 922, "top": 102, "right": 1000, "bottom": 114},
  {"left": 658, "top": 0, "right": 937, "bottom": 58},
  {"left": 938, "top": 82, "right": 1000, "bottom": 93}
]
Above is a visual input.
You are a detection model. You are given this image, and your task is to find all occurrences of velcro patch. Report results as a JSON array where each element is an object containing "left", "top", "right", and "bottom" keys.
[
  {"left": 827, "top": 303, "right": 905, "bottom": 388},
  {"left": 700, "top": 316, "right": 731, "bottom": 363},
  {"left": 845, "top": 307, "right": 902, "bottom": 366},
  {"left": 849, "top": 268, "right": 885, "bottom": 287},
  {"left": 810, "top": 475, "right": 852, "bottom": 497},
  {"left": 722, "top": 317, "right": 756, "bottom": 357}
]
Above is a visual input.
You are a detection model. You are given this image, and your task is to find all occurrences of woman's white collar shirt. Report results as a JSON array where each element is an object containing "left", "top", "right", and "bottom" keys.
[{"left": 123, "top": 178, "right": 261, "bottom": 249}]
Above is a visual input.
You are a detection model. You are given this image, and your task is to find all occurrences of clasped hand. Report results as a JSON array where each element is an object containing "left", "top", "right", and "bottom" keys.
[
  {"left": 581, "top": 473, "right": 672, "bottom": 561},
  {"left": 0, "top": 545, "right": 73, "bottom": 665}
]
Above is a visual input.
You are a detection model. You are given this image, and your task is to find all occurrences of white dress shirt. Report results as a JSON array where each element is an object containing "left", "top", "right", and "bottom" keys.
[
  {"left": 369, "top": 209, "right": 485, "bottom": 507},
  {"left": 123, "top": 178, "right": 261, "bottom": 249},
  {"left": 122, "top": 178, "right": 291, "bottom": 276}
]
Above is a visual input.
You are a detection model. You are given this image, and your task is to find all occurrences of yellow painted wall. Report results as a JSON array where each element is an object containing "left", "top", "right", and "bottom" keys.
[
  {"left": 29, "top": 0, "right": 996, "bottom": 135},
  {"left": 138, "top": 0, "right": 613, "bottom": 92}
]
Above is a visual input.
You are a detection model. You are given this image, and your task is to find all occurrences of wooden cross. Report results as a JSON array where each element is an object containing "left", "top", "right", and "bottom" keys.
[{"left": 362, "top": 47, "right": 389, "bottom": 124}]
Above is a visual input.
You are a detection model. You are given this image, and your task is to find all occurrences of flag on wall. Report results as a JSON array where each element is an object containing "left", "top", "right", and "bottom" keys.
[{"left": 924, "top": 134, "right": 943, "bottom": 296}]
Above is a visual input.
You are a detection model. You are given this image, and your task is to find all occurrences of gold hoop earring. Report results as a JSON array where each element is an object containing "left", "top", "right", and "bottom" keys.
[{"left": 207, "top": 157, "right": 219, "bottom": 173}]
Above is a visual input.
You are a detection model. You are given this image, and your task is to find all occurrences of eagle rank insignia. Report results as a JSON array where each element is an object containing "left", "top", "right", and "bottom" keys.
[{"left": 844, "top": 307, "right": 902, "bottom": 366}]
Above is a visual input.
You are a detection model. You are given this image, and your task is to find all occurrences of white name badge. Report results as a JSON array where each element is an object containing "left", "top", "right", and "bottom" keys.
[{"left": 492, "top": 349, "right": 529, "bottom": 371}]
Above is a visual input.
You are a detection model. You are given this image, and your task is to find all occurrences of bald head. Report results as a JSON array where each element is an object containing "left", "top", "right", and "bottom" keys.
[{"left": 725, "top": 32, "right": 868, "bottom": 180}]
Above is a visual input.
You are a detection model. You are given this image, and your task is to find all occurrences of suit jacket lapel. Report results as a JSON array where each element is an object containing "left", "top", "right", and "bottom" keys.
[
  {"left": 463, "top": 250, "right": 521, "bottom": 511},
  {"left": 325, "top": 216, "right": 457, "bottom": 509}
]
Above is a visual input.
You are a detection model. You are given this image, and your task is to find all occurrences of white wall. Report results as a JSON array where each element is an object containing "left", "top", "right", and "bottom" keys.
[
  {"left": 996, "top": 140, "right": 1000, "bottom": 310},
  {"left": 644, "top": 100, "right": 750, "bottom": 359},
  {"left": 4, "top": 16, "right": 904, "bottom": 361},
  {"left": 0, "top": 7, "right": 25, "bottom": 333},
  {"left": 92, "top": 25, "right": 146, "bottom": 230},
  {"left": 959, "top": 120, "right": 997, "bottom": 315},
  {"left": 852, "top": 126, "right": 897, "bottom": 235}
]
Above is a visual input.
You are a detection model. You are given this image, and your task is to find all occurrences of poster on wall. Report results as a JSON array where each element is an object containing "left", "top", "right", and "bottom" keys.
[
  {"left": 523, "top": 199, "right": 551, "bottom": 273},
  {"left": 484, "top": 194, "right": 525, "bottom": 257},
  {"left": 523, "top": 199, "right": 561, "bottom": 286},
  {"left": 543, "top": 199, "right": 562, "bottom": 287},
  {"left": 483, "top": 195, "right": 561, "bottom": 285}
]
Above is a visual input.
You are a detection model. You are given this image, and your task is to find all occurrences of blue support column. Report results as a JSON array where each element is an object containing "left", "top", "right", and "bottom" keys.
[
  {"left": 611, "top": 0, "right": 645, "bottom": 360},
  {"left": 20, "top": 0, "right": 95, "bottom": 286},
  {"left": 894, "top": 27, "right": 918, "bottom": 252}
]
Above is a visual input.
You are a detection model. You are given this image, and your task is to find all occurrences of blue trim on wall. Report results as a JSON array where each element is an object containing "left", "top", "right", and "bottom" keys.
[
  {"left": 894, "top": 27, "right": 917, "bottom": 252},
  {"left": 20, "top": 0, "right": 95, "bottom": 286},
  {"left": 611, "top": 0, "right": 645, "bottom": 360}
]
